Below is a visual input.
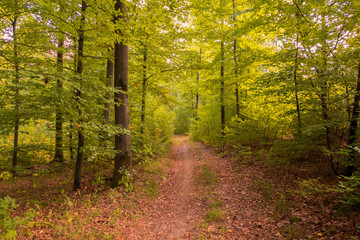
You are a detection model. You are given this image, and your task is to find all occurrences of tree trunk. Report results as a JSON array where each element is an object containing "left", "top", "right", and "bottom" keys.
[
  {"left": 73, "top": 0, "right": 87, "bottom": 191},
  {"left": 12, "top": 16, "right": 19, "bottom": 174},
  {"left": 112, "top": 0, "right": 132, "bottom": 187},
  {"left": 220, "top": 40, "right": 225, "bottom": 135},
  {"left": 346, "top": 85, "right": 351, "bottom": 121},
  {"left": 344, "top": 62, "right": 360, "bottom": 176},
  {"left": 294, "top": 3, "right": 303, "bottom": 137},
  {"left": 53, "top": 35, "right": 65, "bottom": 162},
  {"left": 140, "top": 44, "right": 147, "bottom": 135},
  {"left": 69, "top": 121, "right": 74, "bottom": 161},
  {"left": 195, "top": 48, "right": 201, "bottom": 121},
  {"left": 319, "top": 12, "right": 337, "bottom": 175},
  {"left": 294, "top": 33, "right": 302, "bottom": 136},
  {"left": 233, "top": 0, "right": 240, "bottom": 118}
]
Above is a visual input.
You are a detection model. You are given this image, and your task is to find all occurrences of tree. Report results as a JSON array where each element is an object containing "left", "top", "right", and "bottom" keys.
[
  {"left": 112, "top": 0, "right": 132, "bottom": 187},
  {"left": 73, "top": 0, "right": 87, "bottom": 191}
]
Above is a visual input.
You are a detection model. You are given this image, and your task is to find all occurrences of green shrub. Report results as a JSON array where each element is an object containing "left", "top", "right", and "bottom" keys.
[
  {"left": 294, "top": 178, "right": 328, "bottom": 198},
  {"left": 267, "top": 139, "right": 316, "bottom": 166},
  {"left": 0, "top": 196, "right": 32, "bottom": 239},
  {"left": 337, "top": 173, "right": 360, "bottom": 207}
]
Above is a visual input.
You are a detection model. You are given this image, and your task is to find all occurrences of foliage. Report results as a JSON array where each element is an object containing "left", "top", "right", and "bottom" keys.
[
  {"left": 120, "top": 169, "right": 134, "bottom": 193},
  {"left": 267, "top": 139, "right": 317, "bottom": 166},
  {"left": 294, "top": 178, "right": 328, "bottom": 198},
  {"left": 0, "top": 172, "right": 12, "bottom": 181},
  {"left": 0, "top": 196, "right": 33, "bottom": 239},
  {"left": 337, "top": 174, "right": 360, "bottom": 208}
]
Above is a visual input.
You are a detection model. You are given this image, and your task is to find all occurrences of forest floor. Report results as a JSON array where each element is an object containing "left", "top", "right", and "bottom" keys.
[{"left": 1, "top": 135, "right": 360, "bottom": 239}]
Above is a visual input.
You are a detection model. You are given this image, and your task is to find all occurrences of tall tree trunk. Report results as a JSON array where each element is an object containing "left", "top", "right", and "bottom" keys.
[
  {"left": 12, "top": 16, "right": 19, "bottom": 174},
  {"left": 69, "top": 38, "right": 77, "bottom": 161},
  {"left": 234, "top": 40, "right": 240, "bottom": 118},
  {"left": 112, "top": 0, "right": 132, "bottom": 187},
  {"left": 53, "top": 34, "right": 65, "bottom": 162},
  {"left": 140, "top": 44, "right": 147, "bottom": 135},
  {"left": 344, "top": 62, "right": 360, "bottom": 176},
  {"left": 73, "top": 0, "right": 87, "bottom": 191},
  {"left": 294, "top": 33, "right": 302, "bottom": 136},
  {"left": 220, "top": 40, "right": 225, "bottom": 135},
  {"left": 319, "top": 11, "right": 337, "bottom": 175},
  {"left": 294, "top": 3, "right": 302, "bottom": 137},
  {"left": 195, "top": 48, "right": 201, "bottom": 121},
  {"left": 104, "top": 58, "right": 113, "bottom": 123},
  {"left": 233, "top": 0, "right": 240, "bottom": 118}
]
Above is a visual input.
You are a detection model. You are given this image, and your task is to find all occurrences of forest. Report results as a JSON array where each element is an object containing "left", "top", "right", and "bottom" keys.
[{"left": 0, "top": 0, "right": 360, "bottom": 239}]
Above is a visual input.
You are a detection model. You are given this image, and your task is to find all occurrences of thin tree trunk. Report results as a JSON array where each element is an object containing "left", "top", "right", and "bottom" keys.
[
  {"left": 73, "top": 0, "right": 87, "bottom": 191},
  {"left": 53, "top": 34, "right": 65, "bottom": 162},
  {"left": 346, "top": 85, "right": 351, "bottom": 121},
  {"left": 112, "top": 0, "right": 132, "bottom": 187},
  {"left": 320, "top": 75, "right": 337, "bottom": 174},
  {"left": 69, "top": 37, "right": 77, "bottom": 162},
  {"left": 319, "top": 12, "right": 337, "bottom": 175},
  {"left": 344, "top": 62, "right": 360, "bottom": 176},
  {"left": 69, "top": 121, "right": 74, "bottom": 161},
  {"left": 233, "top": 0, "right": 240, "bottom": 118},
  {"left": 220, "top": 40, "right": 225, "bottom": 135},
  {"left": 140, "top": 44, "right": 147, "bottom": 135},
  {"left": 234, "top": 40, "right": 240, "bottom": 117},
  {"left": 12, "top": 15, "right": 19, "bottom": 174},
  {"left": 294, "top": 33, "right": 302, "bottom": 136},
  {"left": 195, "top": 48, "right": 201, "bottom": 121}
]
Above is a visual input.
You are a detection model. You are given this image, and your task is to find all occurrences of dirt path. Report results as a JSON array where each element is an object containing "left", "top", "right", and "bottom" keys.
[
  {"left": 124, "top": 136, "right": 207, "bottom": 239},
  {"left": 122, "top": 135, "right": 283, "bottom": 239}
]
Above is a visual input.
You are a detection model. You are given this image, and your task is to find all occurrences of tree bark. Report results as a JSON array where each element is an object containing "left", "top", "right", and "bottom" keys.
[
  {"left": 343, "top": 62, "right": 360, "bottom": 176},
  {"left": 294, "top": 3, "right": 302, "bottom": 137},
  {"left": 319, "top": 13, "right": 337, "bottom": 175},
  {"left": 12, "top": 15, "right": 19, "bottom": 174},
  {"left": 53, "top": 34, "right": 65, "bottom": 162},
  {"left": 233, "top": 0, "right": 240, "bottom": 118},
  {"left": 140, "top": 44, "right": 147, "bottom": 135},
  {"left": 112, "top": 0, "right": 132, "bottom": 187},
  {"left": 73, "top": 0, "right": 87, "bottom": 191},
  {"left": 220, "top": 40, "right": 225, "bottom": 135},
  {"left": 294, "top": 33, "right": 302, "bottom": 136},
  {"left": 234, "top": 40, "right": 240, "bottom": 117},
  {"left": 195, "top": 48, "right": 201, "bottom": 121}
]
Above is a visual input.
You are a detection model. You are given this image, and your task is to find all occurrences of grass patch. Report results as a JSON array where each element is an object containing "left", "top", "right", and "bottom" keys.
[
  {"left": 197, "top": 165, "right": 217, "bottom": 186},
  {"left": 281, "top": 223, "right": 305, "bottom": 240},
  {"left": 204, "top": 208, "right": 223, "bottom": 223},
  {"left": 203, "top": 196, "right": 224, "bottom": 223},
  {"left": 144, "top": 179, "right": 159, "bottom": 197},
  {"left": 217, "top": 150, "right": 228, "bottom": 159}
]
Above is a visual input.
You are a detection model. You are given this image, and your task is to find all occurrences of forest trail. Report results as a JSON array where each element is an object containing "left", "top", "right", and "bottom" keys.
[
  {"left": 124, "top": 135, "right": 206, "bottom": 239},
  {"left": 121, "top": 135, "right": 276, "bottom": 240}
]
